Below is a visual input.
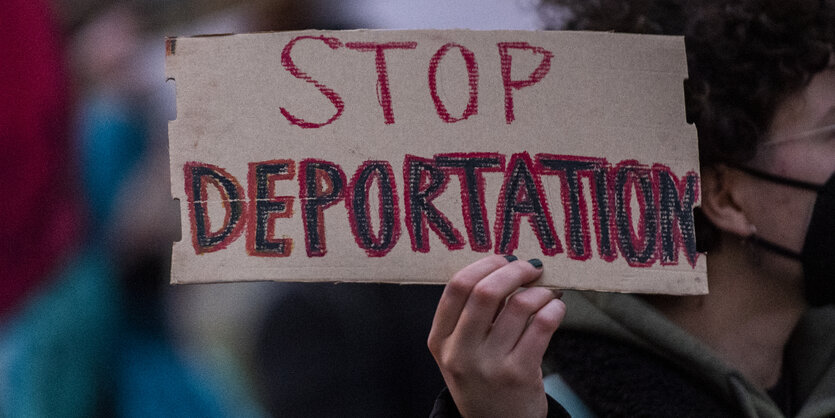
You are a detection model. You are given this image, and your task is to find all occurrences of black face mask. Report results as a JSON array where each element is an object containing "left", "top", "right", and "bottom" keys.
[{"left": 733, "top": 165, "right": 835, "bottom": 307}]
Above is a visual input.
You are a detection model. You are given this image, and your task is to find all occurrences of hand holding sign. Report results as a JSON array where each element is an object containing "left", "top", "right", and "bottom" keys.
[{"left": 428, "top": 255, "right": 566, "bottom": 418}]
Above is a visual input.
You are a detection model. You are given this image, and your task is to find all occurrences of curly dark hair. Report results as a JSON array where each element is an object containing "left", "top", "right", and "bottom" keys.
[{"left": 539, "top": 0, "right": 835, "bottom": 167}]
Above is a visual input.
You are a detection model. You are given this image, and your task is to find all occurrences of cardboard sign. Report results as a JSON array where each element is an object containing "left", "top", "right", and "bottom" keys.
[{"left": 166, "top": 29, "right": 707, "bottom": 294}]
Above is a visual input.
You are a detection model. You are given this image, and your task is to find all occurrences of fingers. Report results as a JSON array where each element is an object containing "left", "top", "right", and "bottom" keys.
[
  {"left": 429, "top": 255, "right": 513, "bottom": 345},
  {"left": 486, "top": 287, "right": 557, "bottom": 354},
  {"left": 453, "top": 259, "right": 544, "bottom": 343},
  {"left": 510, "top": 298, "right": 566, "bottom": 369},
  {"left": 427, "top": 255, "right": 566, "bottom": 418}
]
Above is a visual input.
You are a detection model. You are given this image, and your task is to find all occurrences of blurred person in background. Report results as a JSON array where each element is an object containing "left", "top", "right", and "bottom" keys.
[
  {"left": 428, "top": 0, "right": 835, "bottom": 417},
  {"left": 0, "top": 1, "right": 263, "bottom": 416}
]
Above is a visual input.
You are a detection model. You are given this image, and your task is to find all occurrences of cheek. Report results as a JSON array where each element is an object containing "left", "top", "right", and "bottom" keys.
[
  {"left": 749, "top": 138, "right": 832, "bottom": 252},
  {"left": 755, "top": 186, "right": 817, "bottom": 252},
  {"left": 768, "top": 143, "right": 835, "bottom": 185}
]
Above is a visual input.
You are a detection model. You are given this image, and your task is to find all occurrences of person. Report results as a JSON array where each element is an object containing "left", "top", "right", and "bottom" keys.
[
  {"left": 0, "top": 2, "right": 264, "bottom": 416},
  {"left": 428, "top": 0, "right": 835, "bottom": 416}
]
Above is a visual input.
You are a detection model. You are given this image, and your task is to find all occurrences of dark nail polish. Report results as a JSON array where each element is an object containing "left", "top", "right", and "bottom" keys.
[
  {"left": 527, "top": 258, "right": 543, "bottom": 269},
  {"left": 504, "top": 255, "right": 518, "bottom": 263}
]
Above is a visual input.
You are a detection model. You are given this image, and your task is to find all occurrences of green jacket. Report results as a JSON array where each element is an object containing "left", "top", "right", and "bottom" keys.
[{"left": 548, "top": 291, "right": 835, "bottom": 417}]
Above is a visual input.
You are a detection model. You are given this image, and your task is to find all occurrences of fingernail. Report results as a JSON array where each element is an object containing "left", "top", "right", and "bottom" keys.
[
  {"left": 504, "top": 255, "right": 518, "bottom": 263},
  {"left": 527, "top": 258, "right": 543, "bottom": 269}
]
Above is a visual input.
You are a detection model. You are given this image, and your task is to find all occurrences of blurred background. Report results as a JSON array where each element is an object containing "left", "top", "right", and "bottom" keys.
[{"left": 1, "top": 0, "right": 559, "bottom": 416}]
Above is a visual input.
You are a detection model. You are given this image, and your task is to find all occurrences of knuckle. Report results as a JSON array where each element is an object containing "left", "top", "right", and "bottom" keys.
[
  {"left": 438, "top": 344, "right": 464, "bottom": 363},
  {"left": 446, "top": 275, "right": 472, "bottom": 297},
  {"left": 434, "top": 349, "right": 451, "bottom": 367},
  {"left": 427, "top": 335, "right": 440, "bottom": 355},
  {"left": 449, "top": 269, "right": 469, "bottom": 284},
  {"left": 440, "top": 353, "right": 469, "bottom": 379},
  {"left": 471, "top": 282, "right": 501, "bottom": 305}
]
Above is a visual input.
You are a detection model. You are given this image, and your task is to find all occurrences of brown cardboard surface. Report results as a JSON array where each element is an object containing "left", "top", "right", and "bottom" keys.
[{"left": 167, "top": 29, "right": 707, "bottom": 294}]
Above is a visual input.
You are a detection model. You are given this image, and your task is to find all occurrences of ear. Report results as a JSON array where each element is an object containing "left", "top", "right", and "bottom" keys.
[{"left": 699, "top": 165, "right": 756, "bottom": 238}]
